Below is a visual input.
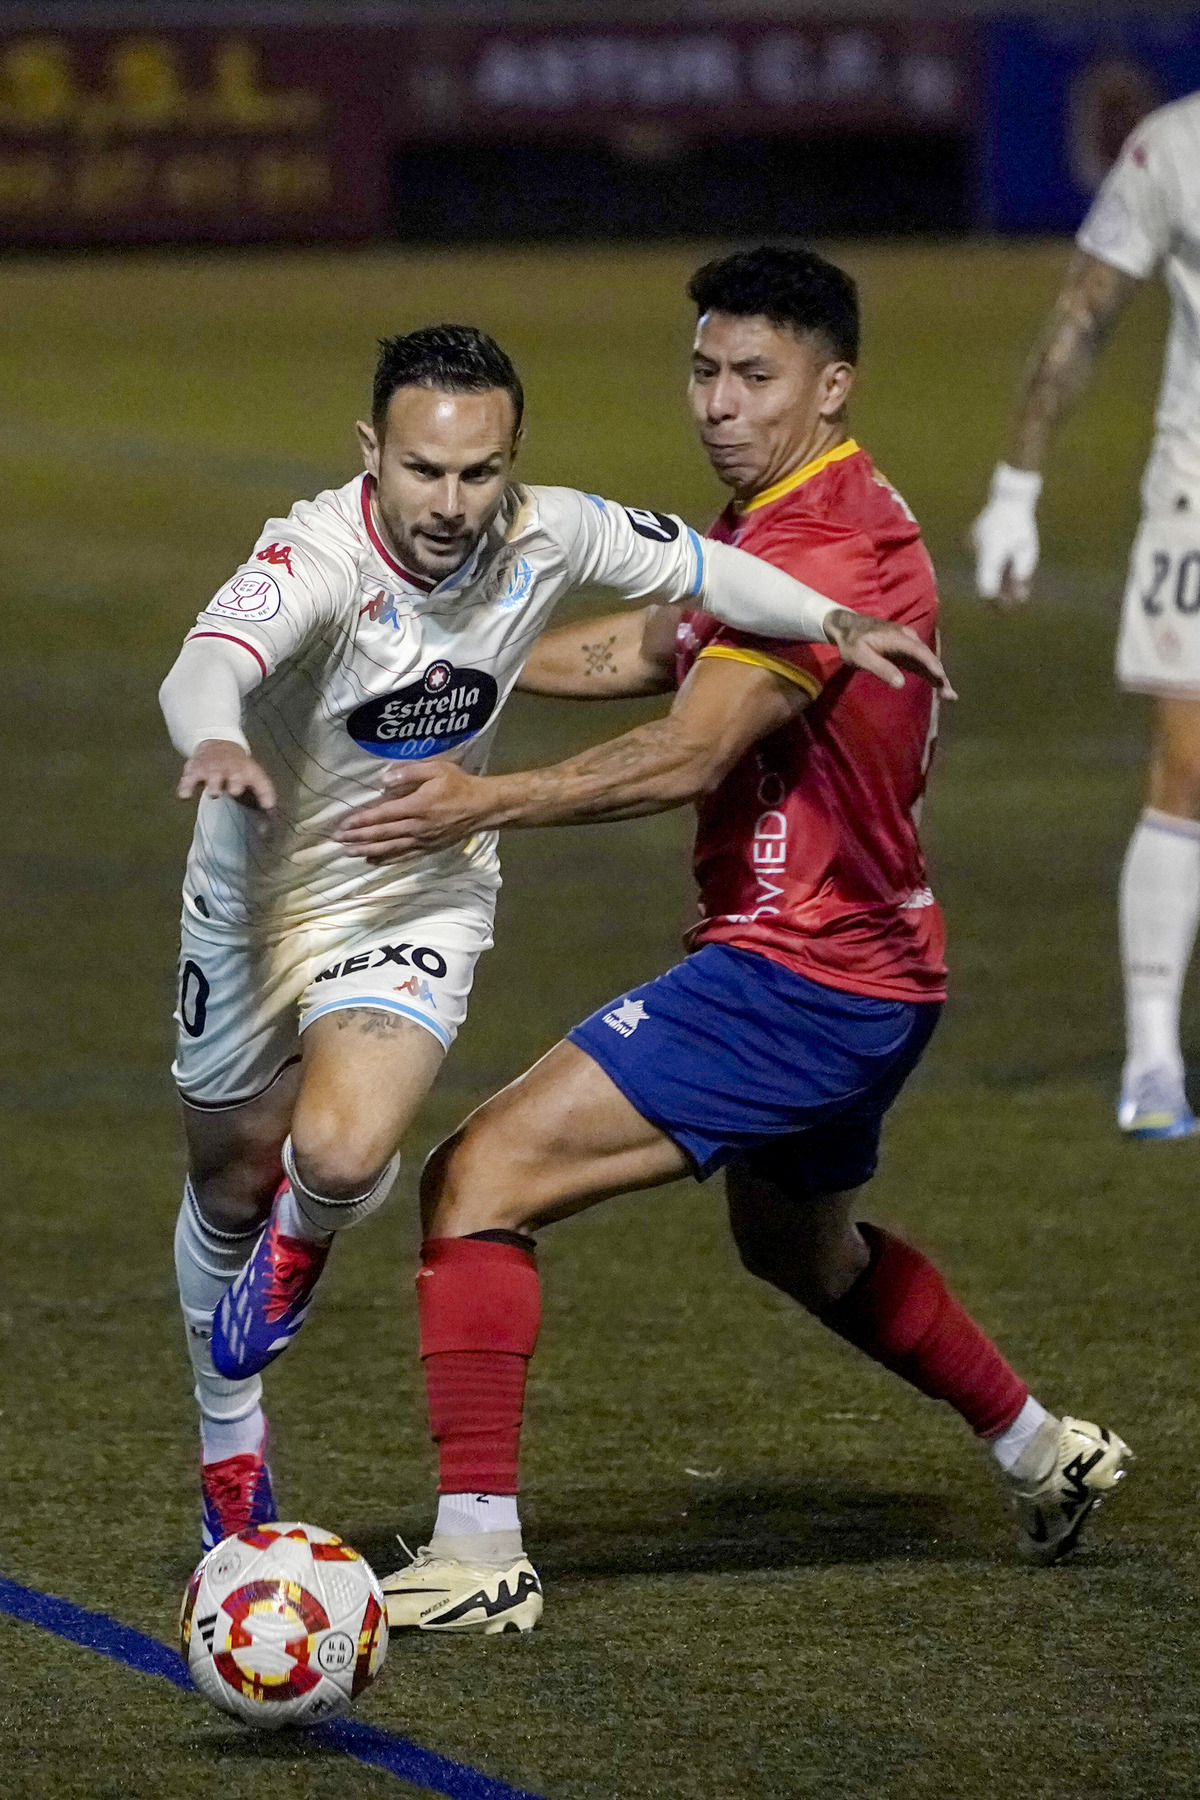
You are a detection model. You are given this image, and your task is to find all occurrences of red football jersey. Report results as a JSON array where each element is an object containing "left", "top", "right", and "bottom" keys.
[{"left": 678, "top": 439, "right": 947, "bottom": 1003}]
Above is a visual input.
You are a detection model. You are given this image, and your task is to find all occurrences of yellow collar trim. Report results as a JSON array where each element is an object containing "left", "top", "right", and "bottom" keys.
[{"left": 741, "top": 439, "right": 860, "bottom": 515}]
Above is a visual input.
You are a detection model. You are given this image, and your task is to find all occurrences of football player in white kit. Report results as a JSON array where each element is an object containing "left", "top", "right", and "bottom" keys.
[
  {"left": 971, "top": 92, "right": 1200, "bottom": 1139},
  {"left": 160, "top": 324, "right": 946, "bottom": 1549}
]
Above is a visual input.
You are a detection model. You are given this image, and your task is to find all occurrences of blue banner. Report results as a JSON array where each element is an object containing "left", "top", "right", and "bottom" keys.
[{"left": 982, "top": 12, "right": 1200, "bottom": 231}]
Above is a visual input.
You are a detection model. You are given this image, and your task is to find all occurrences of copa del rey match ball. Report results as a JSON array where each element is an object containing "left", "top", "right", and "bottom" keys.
[{"left": 180, "top": 1522, "right": 387, "bottom": 1729}]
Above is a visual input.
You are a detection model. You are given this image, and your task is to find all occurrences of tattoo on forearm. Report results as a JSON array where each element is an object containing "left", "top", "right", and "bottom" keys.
[
  {"left": 581, "top": 635, "right": 618, "bottom": 676},
  {"left": 1009, "top": 255, "right": 1135, "bottom": 467}
]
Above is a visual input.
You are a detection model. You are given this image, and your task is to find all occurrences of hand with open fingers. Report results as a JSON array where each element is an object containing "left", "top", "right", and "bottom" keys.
[
  {"left": 333, "top": 758, "right": 489, "bottom": 861},
  {"left": 970, "top": 462, "right": 1042, "bottom": 610},
  {"left": 176, "top": 739, "right": 276, "bottom": 811},
  {"left": 825, "top": 611, "right": 956, "bottom": 699}
]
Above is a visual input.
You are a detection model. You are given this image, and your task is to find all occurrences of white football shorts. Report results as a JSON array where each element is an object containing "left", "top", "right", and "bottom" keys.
[
  {"left": 1117, "top": 508, "right": 1200, "bottom": 695},
  {"left": 172, "top": 890, "right": 494, "bottom": 1110}
]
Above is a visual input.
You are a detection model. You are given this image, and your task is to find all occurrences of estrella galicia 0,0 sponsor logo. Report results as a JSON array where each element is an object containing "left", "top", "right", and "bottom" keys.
[{"left": 346, "top": 662, "right": 498, "bottom": 760}]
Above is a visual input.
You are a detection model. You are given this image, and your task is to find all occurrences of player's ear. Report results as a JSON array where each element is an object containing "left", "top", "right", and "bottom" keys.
[
  {"left": 509, "top": 423, "right": 524, "bottom": 464},
  {"left": 818, "top": 361, "right": 855, "bottom": 419},
  {"left": 356, "top": 418, "right": 381, "bottom": 477}
]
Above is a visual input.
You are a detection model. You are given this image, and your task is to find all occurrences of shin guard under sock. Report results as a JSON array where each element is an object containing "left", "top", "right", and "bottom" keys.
[
  {"left": 819, "top": 1225, "right": 1027, "bottom": 1438},
  {"left": 174, "top": 1182, "right": 264, "bottom": 1449},
  {"left": 418, "top": 1236, "right": 541, "bottom": 1495}
]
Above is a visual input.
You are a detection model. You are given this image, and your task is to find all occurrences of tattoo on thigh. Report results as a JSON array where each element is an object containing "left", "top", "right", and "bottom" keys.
[{"left": 332, "top": 1008, "right": 410, "bottom": 1037}]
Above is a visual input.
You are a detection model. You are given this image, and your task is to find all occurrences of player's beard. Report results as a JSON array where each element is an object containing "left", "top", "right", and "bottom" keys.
[{"left": 378, "top": 505, "right": 482, "bottom": 581}]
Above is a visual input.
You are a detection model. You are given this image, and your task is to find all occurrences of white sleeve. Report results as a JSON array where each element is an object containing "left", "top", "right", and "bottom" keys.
[
  {"left": 182, "top": 521, "right": 349, "bottom": 677},
  {"left": 538, "top": 487, "right": 837, "bottom": 640},
  {"left": 1077, "top": 115, "right": 1177, "bottom": 279},
  {"left": 159, "top": 636, "right": 260, "bottom": 758},
  {"left": 697, "top": 538, "right": 837, "bottom": 641}
]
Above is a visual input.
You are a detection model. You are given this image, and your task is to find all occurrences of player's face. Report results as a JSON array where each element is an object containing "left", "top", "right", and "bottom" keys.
[
  {"left": 357, "top": 386, "right": 520, "bottom": 579},
  {"left": 688, "top": 312, "right": 855, "bottom": 500}
]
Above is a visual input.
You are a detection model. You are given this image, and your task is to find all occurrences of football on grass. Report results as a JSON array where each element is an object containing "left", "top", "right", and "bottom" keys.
[{"left": 180, "top": 1521, "right": 387, "bottom": 1729}]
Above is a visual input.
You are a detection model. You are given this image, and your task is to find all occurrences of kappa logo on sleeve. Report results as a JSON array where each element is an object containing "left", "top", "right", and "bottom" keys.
[
  {"left": 206, "top": 571, "right": 283, "bottom": 624},
  {"left": 345, "top": 662, "right": 498, "bottom": 761},
  {"left": 255, "top": 542, "right": 295, "bottom": 575},
  {"left": 624, "top": 507, "right": 680, "bottom": 544}
]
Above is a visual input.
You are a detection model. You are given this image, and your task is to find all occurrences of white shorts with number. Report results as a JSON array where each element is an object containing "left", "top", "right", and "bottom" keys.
[
  {"left": 172, "top": 889, "right": 494, "bottom": 1110},
  {"left": 1117, "top": 510, "right": 1200, "bottom": 694}
]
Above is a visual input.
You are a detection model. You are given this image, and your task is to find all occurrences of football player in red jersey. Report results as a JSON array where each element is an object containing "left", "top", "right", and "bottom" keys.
[{"left": 337, "top": 248, "right": 1130, "bottom": 1634}]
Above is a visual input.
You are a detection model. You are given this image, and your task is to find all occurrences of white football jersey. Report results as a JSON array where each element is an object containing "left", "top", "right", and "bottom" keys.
[
  {"left": 180, "top": 474, "right": 708, "bottom": 930},
  {"left": 1077, "top": 91, "right": 1200, "bottom": 512}
]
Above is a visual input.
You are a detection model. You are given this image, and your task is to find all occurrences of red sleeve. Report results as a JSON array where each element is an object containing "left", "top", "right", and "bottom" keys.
[{"left": 698, "top": 518, "right": 882, "bottom": 696}]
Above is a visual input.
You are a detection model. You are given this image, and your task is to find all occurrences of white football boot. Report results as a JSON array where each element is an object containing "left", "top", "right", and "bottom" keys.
[
  {"left": 1004, "top": 1415, "right": 1131, "bottom": 1564},
  {"left": 381, "top": 1543, "right": 543, "bottom": 1634}
]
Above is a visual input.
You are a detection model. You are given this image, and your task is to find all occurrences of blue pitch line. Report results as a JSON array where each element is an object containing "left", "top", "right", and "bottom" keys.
[{"left": 0, "top": 1573, "right": 544, "bottom": 1800}]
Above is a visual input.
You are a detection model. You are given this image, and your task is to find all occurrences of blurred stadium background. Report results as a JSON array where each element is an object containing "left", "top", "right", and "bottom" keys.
[{"left": 3, "top": 4, "right": 1200, "bottom": 1798}]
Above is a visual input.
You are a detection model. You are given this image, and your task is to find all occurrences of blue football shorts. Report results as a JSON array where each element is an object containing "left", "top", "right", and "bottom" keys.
[{"left": 568, "top": 943, "right": 941, "bottom": 1193}]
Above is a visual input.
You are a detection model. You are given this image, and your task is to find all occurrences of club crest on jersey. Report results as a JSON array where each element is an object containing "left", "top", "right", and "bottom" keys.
[
  {"left": 206, "top": 571, "right": 282, "bottom": 624},
  {"left": 482, "top": 548, "right": 535, "bottom": 613},
  {"left": 346, "top": 662, "right": 498, "bottom": 760},
  {"left": 255, "top": 542, "right": 295, "bottom": 576}
]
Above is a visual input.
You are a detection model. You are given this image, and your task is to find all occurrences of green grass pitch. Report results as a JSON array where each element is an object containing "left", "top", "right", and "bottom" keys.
[{"left": 1, "top": 241, "right": 1197, "bottom": 1798}]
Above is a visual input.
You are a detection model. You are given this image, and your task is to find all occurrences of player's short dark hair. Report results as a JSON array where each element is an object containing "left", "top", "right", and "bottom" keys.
[
  {"left": 687, "top": 245, "right": 859, "bottom": 365},
  {"left": 371, "top": 324, "right": 524, "bottom": 437}
]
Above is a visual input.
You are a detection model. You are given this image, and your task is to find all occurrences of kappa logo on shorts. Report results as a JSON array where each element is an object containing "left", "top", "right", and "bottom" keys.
[
  {"left": 345, "top": 663, "right": 498, "bottom": 761},
  {"left": 603, "top": 998, "right": 647, "bottom": 1038},
  {"left": 314, "top": 942, "right": 449, "bottom": 984}
]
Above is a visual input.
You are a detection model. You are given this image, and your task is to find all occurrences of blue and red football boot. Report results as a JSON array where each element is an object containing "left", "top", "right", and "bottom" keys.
[
  {"left": 200, "top": 1442, "right": 277, "bottom": 1552},
  {"left": 211, "top": 1186, "right": 331, "bottom": 1381}
]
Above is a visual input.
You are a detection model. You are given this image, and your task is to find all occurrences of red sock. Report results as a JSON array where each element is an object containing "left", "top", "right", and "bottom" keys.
[
  {"left": 417, "top": 1235, "right": 541, "bottom": 1494},
  {"left": 820, "top": 1225, "right": 1027, "bottom": 1438}
]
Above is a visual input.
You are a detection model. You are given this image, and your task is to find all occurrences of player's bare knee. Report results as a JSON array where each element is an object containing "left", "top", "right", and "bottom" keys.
[
  {"left": 289, "top": 1131, "right": 394, "bottom": 1204},
  {"left": 421, "top": 1115, "right": 540, "bottom": 1236}
]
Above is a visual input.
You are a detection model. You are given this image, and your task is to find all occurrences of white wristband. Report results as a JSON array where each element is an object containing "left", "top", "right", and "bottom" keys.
[{"left": 990, "top": 462, "right": 1043, "bottom": 506}]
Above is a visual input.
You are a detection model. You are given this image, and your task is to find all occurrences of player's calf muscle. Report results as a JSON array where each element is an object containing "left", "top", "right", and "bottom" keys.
[
  {"left": 1149, "top": 699, "right": 1200, "bottom": 818},
  {"left": 182, "top": 1095, "right": 291, "bottom": 1232},
  {"left": 727, "top": 1172, "right": 867, "bottom": 1311}
]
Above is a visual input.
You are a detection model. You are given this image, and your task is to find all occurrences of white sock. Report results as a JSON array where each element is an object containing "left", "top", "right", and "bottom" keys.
[
  {"left": 277, "top": 1180, "right": 332, "bottom": 1247},
  {"left": 434, "top": 1492, "right": 521, "bottom": 1536},
  {"left": 174, "top": 1181, "right": 265, "bottom": 1460},
  {"left": 429, "top": 1494, "right": 523, "bottom": 1568},
  {"left": 990, "top": 1395, "right": 1050, "bottom": 1473},
  {"left": 1120, "top": 809, "right": 1200, "bottom": 1086},
  {"left": 200, "top": 1409, "right": 265, "bottom": 1464}
]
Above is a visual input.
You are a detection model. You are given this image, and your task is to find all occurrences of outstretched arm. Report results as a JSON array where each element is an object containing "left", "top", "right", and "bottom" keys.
[
  {"left": 334, "top": 654, "right": 809, "bottom": 860},
  {"left": 972, "top": 250, "right": 1139, "bottom": 609},
  {"left": 159, "top": 636, "right": 277, "bottom": 809},
  {"left": 516, "top": 605, "right": 681, "bottom": 698},
  {"left": 519, "top": 599, "right": 952, "bottom": 702}
]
